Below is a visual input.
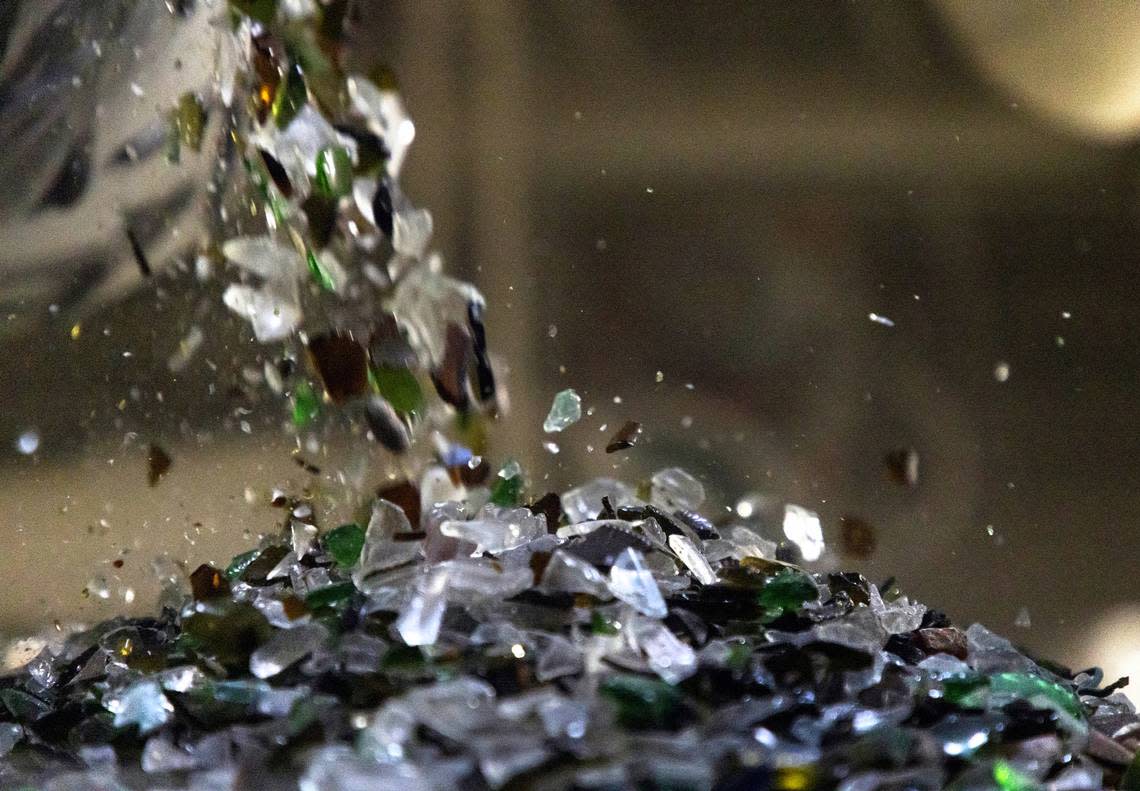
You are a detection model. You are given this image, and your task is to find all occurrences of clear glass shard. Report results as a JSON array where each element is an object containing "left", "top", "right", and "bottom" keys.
[
  {"left": 249, "top": 623, "right": 329, "bottom": 679},
  {"left": 539, "top": 550, "right": 612, "bottom": 599},
  {"left": 783, "top": 503, "right": 825, "bottom": 562},
  {"left": 667, "top": 533, "right": 717, "bottom": 585},
  {"left": 395, "top": 568, "right": 450, "bottom": 646},
  {"left": 608, "top": 547, "right": 667, "bottom": 618},
  {"left": 543, "top": 389, "right": 582, "bottom": 433},
  {"left": 650, "top": 467, "right": 706, "bottom": 511}
]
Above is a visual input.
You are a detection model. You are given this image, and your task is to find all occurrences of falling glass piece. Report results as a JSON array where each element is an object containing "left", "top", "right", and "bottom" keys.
[
  {"left": 838, "top": 514, "right": 876, "bottom": 560},
  {"left": 222, "top": 236, "right": 303, "bottom": 281},
  {"left": 605, "top": 420, "right": 643, "bottom": 453},
  {"left": 272, "top": 61, "right": 307, "bottom": 128},
  {"left": 371, "top": 366, "right": 425, "bottom": 417},
  {"left": 543, "top": 389, "right": 582, "bottom": 433},
  {"left": 490, "top": 461, "right": 524, "bottom": 507},
  {"left": 440, "top": 505, "right": 546, "bottom": 553},
  {"left": 105, "top": 680, "right": 173, "bottom": 735},
  {"left": 173, "top": 92, "right": 206, "bottom": 151},
  {"left": 651, "top": 467, "right": 706, "bottom": 511},
  {"left": 292, "top": 380, "right": 320, "bottom": 427},
  {"left": 667, "top": 533, "right": 716, "bottom": 585},
  {"left": 393, "top": 205, "right": 434, "bottom": 259},
  {"left": 371, "top": 178, "right": 395, "bottom": 238},
  {"left": 15, "top": 428, "right": 39, "bottom": 455},
  {"left": 223, "top": 282, "right": 302, "bottom": 343},
  {"left": 395, "top": 568, "right": 449, "bottom": 646},
  {"left": 250, "top": 623, "right": 329, "bottom": 678},
  {"left": 346, "top": 75, "right": 414, "bottom": 176},
  {"left": 539, "top": 550, "right": 611, "bottom": 599},
  {"left": 783, "top": 504, "right": 825, "bottom": 562},
  {"left": 1015, "top": 607, "right": 1032, "bottom": 629},
  {"left": 608, "top": 547, "right": 667, "bottom": 618},
  {"left": 314, "top": 145, "right": 353, "bottom": 198},
  {"left": 884, "top": 448, "right": 919, "bottom": 487},
  {"left": 468, "top": 301, "right": 496, "bottom": 403},
  {"left": 306, "top": 332, "right": 368, "bottom": 403},
  {"left": 167, "top": 325, "right": 204, "bottom": 373},
  {"left": 147, "top": 443, "right": 172, "bottom": 487}
]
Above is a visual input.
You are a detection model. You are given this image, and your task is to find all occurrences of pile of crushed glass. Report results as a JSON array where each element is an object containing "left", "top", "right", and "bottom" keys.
[
  {"left": 2, "top": 0, "right": 1138, "bottom": 788},
  {"left": 0, "top": 466, "right": 1137, "bottom": 790}
]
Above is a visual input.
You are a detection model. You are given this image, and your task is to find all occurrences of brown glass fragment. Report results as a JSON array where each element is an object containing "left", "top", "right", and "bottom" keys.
[
  {"left": 605, "top": 420, "right": 643, "bottom": 453},
  {"left": 914, "top": 627, "right": 967, "bottom": 659},
  {"left": 189, "top": 564, "right": 231, "bottom": 601},
  {"left": 430, "top": 323, "right": 473, "bottom": 411},
  {"left": 884, "top": 448, "right": 919, "bottom": 487},
  {"left": 147, "top": 444, "right": 172, "bottom": 487},
  {"left": 377, "top": 480, "right": 421, "bottom": 528},
  {"left": 838, "top": 515, "right": 876, "bottom": 560},
  {"left": 307, "top": 332, "right": 368, "bottom": 404}
]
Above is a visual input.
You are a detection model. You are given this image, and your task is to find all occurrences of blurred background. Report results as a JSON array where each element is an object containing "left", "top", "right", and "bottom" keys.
[{"left": 0, "top": 1, "right": 1138, "bottom": 683}]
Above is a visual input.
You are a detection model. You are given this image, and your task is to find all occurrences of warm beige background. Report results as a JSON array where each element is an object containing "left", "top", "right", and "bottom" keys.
[{"left": 0, "top": 2, "right": 1138, "bottom": 683}]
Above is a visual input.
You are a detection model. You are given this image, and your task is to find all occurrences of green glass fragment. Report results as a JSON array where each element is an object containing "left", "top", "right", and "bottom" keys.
[
  {"left": 306, "top": 249, "right": 336, "bottom": 292},
  {"left": 229, "top": 0, "right": 278, "bottom": 24},
  {"left": 370, "top": 366, "right": 424, "bottom": 416},
  {"left": 305, "top": 582, "right": 355, "bottom": 609},
  {"left": 757, "top": 568, "right": 818, "bottom": 615},
  {"left": 272, "top": 62, "right": 307, "bottom": 128},
  {"left": 992, "top": 760, "right": 1041, "bottom": 791},
  {"left": 490, "top": 472, "right": 523, "bottom": 507},
  {"left": 292, "top": 381, "right": 320, "bottom": 427},
  {"left": 174, "top": 92, "right": 205, "bottom": 151},
  {"left": 315, "top": 146, "right": 353, "bottom": 198},
  {"left": 724, "top": 641, "right": 753, "bottom": 673},
  {"left": 600, "top": 673, "right": 683, "bottom": 730},
  {"left": 225, "top": 548, "right": 261, "bottom": 580},
  {"left": 940, "top": 673, "right": 988, "bottom": 706},
  {"left": 987, "top": 672, "right": 1086, "bottom": 731},
  {"left": 590, "top": 610, "right": 620, "bottom": 636},
  {"left": 324, "top": 523, "right": 365, "bottom": 566}
]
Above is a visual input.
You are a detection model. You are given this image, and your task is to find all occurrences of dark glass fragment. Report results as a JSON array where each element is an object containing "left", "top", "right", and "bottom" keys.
[
  {"left": 306, "top": 332, "right": 368, "bottom": 404},
  {"left": 147, "top": 444, "right": 172, "bottom": 487},
  {"left": 605, "top": 420, "right": 643, "bottom": 453}
]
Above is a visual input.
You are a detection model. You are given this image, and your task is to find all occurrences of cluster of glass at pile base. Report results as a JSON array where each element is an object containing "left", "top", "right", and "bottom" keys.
[{"left": 0, "top": 460, "right": 1132, "bottom": 791}]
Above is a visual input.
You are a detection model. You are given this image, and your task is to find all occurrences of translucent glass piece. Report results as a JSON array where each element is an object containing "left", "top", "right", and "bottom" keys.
[
  {"left": 667, "top": 533, "right": 716, "bottom": 585},
  {"left": 543, "top": 389, "right": 582, "bottom": 433},
  {"left": 249, "top": 623, "right": 329, "bottom": 679},
  {"left": 539, "top": 550, "right": 612, "bottom": 599},
  {"left": 650, "top": 467, "right": 706, "bottom": 511},
  {"left": 437, "top": 558, "right": 534, "bottom": 599},
  {"left": 221, "top": 236, "right": 303, "bottom": 281},
  {"left": 395, "top": 568, "right": 450, "bottom": 646},
  {"left": 631, "top": 617, "right": 698, "bottom": 684},
  {"left": 222, "top": 282, "right": 301, "bottom": 342},
  {"left": 561, "top": 478, "right": 638, "bottom": 524},
  {"left": 106, "top": 679, "right": 173, "bottom": 734},
  {"left": 608, "top": 547, "right": 667, "bottom": 618},
  {"left": 783, "top": 503, "right": 825, "bottom": 562},
  {"left": 440, "top": 505, "right": 546, "bottom": 553},
  {"left": 346, "top": 75, "right": 415, "bottom": 177}
]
